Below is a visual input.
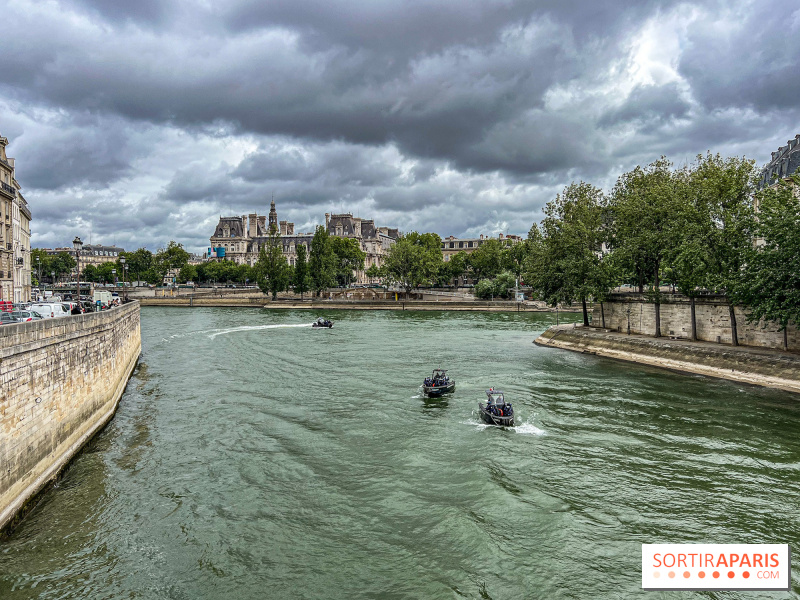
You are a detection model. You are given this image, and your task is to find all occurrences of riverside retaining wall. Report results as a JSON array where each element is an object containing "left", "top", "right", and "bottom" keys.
[
  {"left": 138, "top": 297, "right": 574, "bottom": 312},
  {"left": 594, "top": 294, "right": 799, "bottom": 351},
  {"left": 536, "top": 325, "right": 800, "bottom": 394},
  {"left": 0, "top": 302, "right": 141, "bottom": 532}
]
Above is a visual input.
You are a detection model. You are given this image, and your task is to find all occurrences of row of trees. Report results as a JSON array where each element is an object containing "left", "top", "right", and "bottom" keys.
[{"left": 523, "top": 153, "right": 799, "bottom": 342}]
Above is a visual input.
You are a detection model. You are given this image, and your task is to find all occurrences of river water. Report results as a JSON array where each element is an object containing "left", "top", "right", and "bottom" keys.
[{"left": 2, "top": 308, "right": 799, "bottom": 599}]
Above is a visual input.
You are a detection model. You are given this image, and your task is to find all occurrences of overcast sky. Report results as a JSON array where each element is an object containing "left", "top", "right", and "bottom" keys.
[{"left": 3, "top": 0, "right": 798, "bottom": 253}]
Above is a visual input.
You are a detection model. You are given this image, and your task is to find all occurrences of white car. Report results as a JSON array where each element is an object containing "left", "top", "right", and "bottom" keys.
[{"left": 29, "top": 302, "right": 70, "bottom": 319}]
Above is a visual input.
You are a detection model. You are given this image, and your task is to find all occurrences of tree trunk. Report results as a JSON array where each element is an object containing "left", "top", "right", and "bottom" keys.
[
  {"left": 728, "top": 304, "right": 738, "bottom": 347},
  {"left": 690, "top": 296, "right": 697, "bottom": 342},
  {"left": 582, "top": 296, "right": 589, "bottom": 327},
  {"left": 600, "top": 301, "right": 606, "bottom": 329},
  {"left": 784, "top": 327, "right": 788, "bottom": 351},
  {"left": 654, "top": 302, "right": 661, "bottom": 337}
]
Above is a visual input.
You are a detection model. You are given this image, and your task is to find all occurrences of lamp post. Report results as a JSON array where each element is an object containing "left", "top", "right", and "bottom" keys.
[
  {"left": 36, "top": 257, "right": 41, "bottom": 299},
  {"left": 73, "top": 236, "right": 83, "bottom": 308},
  {"left": 120, "top": 257, "right": 127, "bottom": 302},
  {"left": 51, "top": 271, "right": 55, "bottom": 295}
]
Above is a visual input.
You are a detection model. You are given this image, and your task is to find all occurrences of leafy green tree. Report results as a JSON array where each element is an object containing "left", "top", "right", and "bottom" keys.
[
  {"left": 81, "top": 264, "right": 99, "bottom": 283},
  {"left": 54, "top": 252, "right": 77, "bottom": 279},
  {"left": 474, "top": 271, "right": 517, "bottom": 299},
  {"left": 731, "top": 172, "right": 800, "bottom": 350},
  {"left": 365, "top": 263, "right": 382, "bottom": 282},
  {"left": 309, "top": 226, "right": 337, "bottom": 296},
  {"left": 178, "top": 264, "right": 197, "bottom": 284},
  {"left": 501, "top": 241, "right": 529, "bottom": 278},
  {"left": 155, "top": 241, "right": 190, "bottom": 278},
  {"left": 382, "top": 232, "right": 443, "bottom": 295},
  {"left": 124, "top": 248, "right": 154, "bottom": 284},
  {"left": 692, "top": 153, "right": 758, "bottom": 345},
  {"left": 608, "top": 158, "right": 680, "bottom": 336},
  {"left": 525, "top": 182, "right": 614, "bottom": 326},
  {"left": 293, "top": 243, "right": 310, "bottom": 299},
  {"left": 440, "top": 251, "right": 469, "bottom": 286},
  {"left": 468, "top": 239, "right": 503, "bottom": 281},
  {"left": 330, "top": 236, "right": 366, "bottom": 287},
  {"left": 255, "top": 229, "right": 290, "bottom": 300}
]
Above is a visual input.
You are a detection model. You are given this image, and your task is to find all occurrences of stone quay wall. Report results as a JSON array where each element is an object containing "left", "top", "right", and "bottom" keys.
[
  {"left": 0, "top": 302, "right": 141, "bottom": 532},
  {"left": 594, "top": 294, "right": 799, "bottom": 351}
]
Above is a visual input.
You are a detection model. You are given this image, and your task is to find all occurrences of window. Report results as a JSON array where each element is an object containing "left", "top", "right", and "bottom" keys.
[
  {"left": 468, "top": 241, "right": 473, "bottom": 248},
  {"left": 449, "top": 242, "right": 454, "bottom": 248},
  {"left": 459, "top": 242, "right": 464, "bottom": 248}
]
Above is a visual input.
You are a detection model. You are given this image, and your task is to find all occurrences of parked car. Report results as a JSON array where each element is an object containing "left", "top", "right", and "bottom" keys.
[
  {"left": 0, "top": 312, "right": 19, "bottom": 325},
  {"left": 12, "top": 310, "right": 44, "bottom": 322},
  {"left": 29, "top": 302, "right": 71, "bottom": 319}
]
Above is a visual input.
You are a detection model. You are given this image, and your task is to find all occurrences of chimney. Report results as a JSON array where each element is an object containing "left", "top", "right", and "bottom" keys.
[
  {"left": 480, "top": 234, "right": 484, "bottom": 240},
  {"left": 258, "top": 216, "right": 266, "bottom": 233},
  {"left": 325, "top": 213, "right": 330, "bottom": 229},
  {"left": 241, "top": 215, "right": 247, "bottom": 234},
  {"left": 249, "top": 213, "right": 257, "bottom": 238},
  {"left": 287, "top": 222, "right": 294, "bottom": 235},
  {"left": 499, "top": 233, "right": 504, "bottom": 239},
  {"left": 354, "top": 219, "right": 362, "bottom": 237}
]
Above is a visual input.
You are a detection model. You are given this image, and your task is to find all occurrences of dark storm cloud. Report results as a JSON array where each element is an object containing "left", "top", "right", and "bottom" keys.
[
  {"left": 4, "top": 0, "right": 798, "bottom": 252},
  {"left": 678, "top": 4, "right": 800, "bottom": 114}
]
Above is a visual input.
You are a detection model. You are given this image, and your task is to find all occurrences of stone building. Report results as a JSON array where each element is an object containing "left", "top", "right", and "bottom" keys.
[
  {"left": 758, "top": 133, "right": 800, "bottom": 189},
  {"left": 0, "top": 135, "right": 32, "bottom": 303},
  {"left": 209, "top": 201, "right": 400, "bottom": 284},
  {"left": 440, "top": 233, "right": 522, "bottom": 262},
  {"left": 324, "top": 213, "right": 399, "bottom": 283}
]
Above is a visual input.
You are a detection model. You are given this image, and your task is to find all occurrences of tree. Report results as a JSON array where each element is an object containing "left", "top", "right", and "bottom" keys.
[
  {"left": 309, "top": 226, "right": 337, "bottom": 296},
  {"left": 692, "top": 153, "right": 758, "bottom": 345},
  {"left": 54, "top": 252, "right": 77, "bottom": 280},
  {"left": 124, "top": 248, "right": 154, "bottom": 284},
  {"left": 525, "top": 182, "right": 614, "bottom": 326},
  {"left": 365, "top": 263, "right": 382, "bottom": 282},
  {"left": 468, "top": 239, "right": 503, "bottom": 281},
  {"left": 608, "top": 158, "right": 680, "bottom": 336},
  {"left": 501, "top": 241, "right": 529, "bottom": 278},
  {"left": 382, "top": 232, "right": 443, "bottom": 295},
  {"left": 178, "top": 264, "right": 197, "bottom": 284},
  {"left": 293, "top": 243, "right": 310, "bottom": 299},
  {"left": 81, "top": 264, "right": 98, "bottom": 283},
  {"left": 731, "top": 172, "right": 800, "bottom": 350},
  {"left": 255, "top": 228, "right": 290, "bottom": 300},
  {"left": 155, "top": 241, "right": 190, "bottom": 278},
  {"left": 440, "top": 251, "right": 469, "bottom": 286},
  {"left": 330, "top": 236, "right": 366, "bottom": 287},
  {"left": 474, "top": 271, "right": 517, "bottom": 299}
]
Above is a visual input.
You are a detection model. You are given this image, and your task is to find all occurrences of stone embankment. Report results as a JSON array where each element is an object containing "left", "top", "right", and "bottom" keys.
[
  {"left": 535, "top": 325, "right": 800, "bottom": 394},
  {"left": 139, "top": 296, "right": 581, "bottom": 312},
  {"left": 0, "top": 302, "right": 141, "bottom": 533}
]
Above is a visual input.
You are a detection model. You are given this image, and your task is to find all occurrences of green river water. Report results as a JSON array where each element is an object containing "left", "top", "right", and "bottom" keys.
[{"left": 1, "top": 307, "right": 800, "bottom": 599}]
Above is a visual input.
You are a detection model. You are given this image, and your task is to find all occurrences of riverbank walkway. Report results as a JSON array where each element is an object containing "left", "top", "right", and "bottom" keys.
[{"left": 536, "top": 324, "right": 800, "bottom": 394}]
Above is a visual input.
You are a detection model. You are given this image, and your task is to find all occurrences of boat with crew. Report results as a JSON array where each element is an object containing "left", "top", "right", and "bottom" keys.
[
  {"left": 422, "top": 369, "right": 455, "bottom": 396},
  {"left": 479, "top": 389, "right": 514, "bottom": 426},
  {"left": 312, "top": 317, "right": 334, "bottom": 328}
]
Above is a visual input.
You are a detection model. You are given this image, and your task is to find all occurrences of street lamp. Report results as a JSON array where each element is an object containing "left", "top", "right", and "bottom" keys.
[
  {"left": 36, "top": 256, "right": 41, "bottom": 298},
  {"left": 73, "top": 236, "right": 83, "bottom": 308},
  {"left": 120, "top": 257, "right": 127, "bottom": 302},
  {"left": 51, "top": 271, "right": 55, "bottom": 294}
]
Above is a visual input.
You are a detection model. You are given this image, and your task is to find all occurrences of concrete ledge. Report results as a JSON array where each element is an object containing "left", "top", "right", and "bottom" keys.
[{"left": 535, "top": 325, "right": 800, "bottom": 394}]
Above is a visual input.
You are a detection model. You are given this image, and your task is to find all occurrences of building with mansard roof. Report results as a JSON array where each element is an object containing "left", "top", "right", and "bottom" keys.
[
  {"left": 758, "top": 134, "right": 800, "bottom": 189},
  {"left": 209, "top": 201, "right": 400, "bottom": 284},
  {"left": 0, "top": 134, "right": 32, "bottom": 302}
]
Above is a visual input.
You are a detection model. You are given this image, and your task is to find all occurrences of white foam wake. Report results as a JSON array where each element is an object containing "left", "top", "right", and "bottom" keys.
[
  {"left": 208, "top": 323, "right": 313, "bottom": 339},
  {"left": 461, "top": 417, "right": 545, "bottom": 435}
]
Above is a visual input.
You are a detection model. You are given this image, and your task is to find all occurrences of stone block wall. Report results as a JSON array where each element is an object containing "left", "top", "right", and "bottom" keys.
[
  {"left": 0, "top": 302, "right": 141, "bottom": 531},
  {"left": 593, "top": 294, "right": 799, "bottom": 351}
]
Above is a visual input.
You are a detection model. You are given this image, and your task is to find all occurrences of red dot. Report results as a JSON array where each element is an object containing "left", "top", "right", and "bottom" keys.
[
  {"left": 712, "top": 571, "right": 720, "bottom": 578},
  {"left": 698, "top": 571, "right": 706, "bottom": 579},
  {"left": 743, "top": 571, "right": 750, "bottom": 579},
  {"left": 683, "top": 571, "right": 691, "bottom": 578},
  {"left": 728, "top": 571, "right": 735, "bottom": 578}
]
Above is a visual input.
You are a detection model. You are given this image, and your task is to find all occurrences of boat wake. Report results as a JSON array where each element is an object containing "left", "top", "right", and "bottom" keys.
[
  {"left": 208, "top": 323, "right": 313, "bottom": 339},
  {"left": 461, "top": 415, "right": 545, "bottom": 435}
]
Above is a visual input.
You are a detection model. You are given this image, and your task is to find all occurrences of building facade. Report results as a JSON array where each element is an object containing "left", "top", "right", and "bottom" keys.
[
  {"left": 209, "top": 201, "right": 400, "bottom": 284},
  {"left": 440, "top": 233, "right": 522, "bottom": 262},
  {"left": 758, "top": 134, "right": 800, "bottom": 189},
  {"left": 0, "top": 135, "right": 32, "bottom": 303}
]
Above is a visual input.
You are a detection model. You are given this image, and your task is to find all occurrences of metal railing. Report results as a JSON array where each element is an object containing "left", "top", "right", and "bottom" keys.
[{"left": 0, "top": 182, "right": 15, "bottom": 196}]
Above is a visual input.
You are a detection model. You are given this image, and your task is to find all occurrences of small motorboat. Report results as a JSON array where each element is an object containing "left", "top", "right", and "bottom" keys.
[
  {"left": 312, "top": 317, "right": 333, "bottom": 328},
  {"left": 422, "top": 369, "right": 455, "bottom": 396},
  {"left": 479, "top": 389, "right": 514, "bottom": 427}
]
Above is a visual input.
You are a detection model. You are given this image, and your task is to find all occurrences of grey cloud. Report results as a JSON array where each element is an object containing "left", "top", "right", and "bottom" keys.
[{"left": 598, "top": 83, "right": 691, "bottom": 129}]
